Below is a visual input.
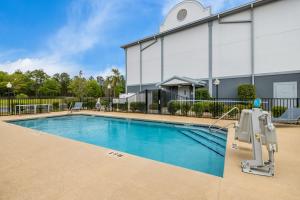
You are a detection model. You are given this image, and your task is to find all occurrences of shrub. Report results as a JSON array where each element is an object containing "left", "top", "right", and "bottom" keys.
[
  {"left": 167, "top": 101, "right": 181, "bottom": 115},
  {"left": 180, "top": 102, "right": 191, "bottom": 116},
  {"left": 100, "top": 99, "right": 109, "bottom": 107},
  {"left": 193, "top": 102, "right": 205, "bottom": 117},
  {"left": 130, "top": 102, "right": 146, "bottom": 112},
  {"left": 195, "top": 88, "right": 211, "bottom": 100},
  {"left": 208, "top": 102, "right": 225, "bottom": 118},
  {"left": 224, "top": 105, "right": 239, "bottom": 118},
  {"left": 52, "top": 102, "right": 60, "bottom": 111},
  {"left": 83, "top": 100, "right": 97, "bottom": 109},
  {"left": 272, "top": 106, "right": 287, "bottom": 118},
  {"left": 149, "top": 103, "right": 159, "bottom": 110},
  {"left": 238, "top": 84, "right": 256, "bottom": 100},
  {"left": 16, "top": 93, "right": 28, "bottom": 99},
  {"left": 113, "top": 102, "right": 128, "bottom": 111}
]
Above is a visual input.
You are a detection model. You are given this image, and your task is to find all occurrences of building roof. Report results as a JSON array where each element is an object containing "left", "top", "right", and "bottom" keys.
[
  {"left": 156, "top": 76, "right": 206, "bottom": 87},
  {"left": 121, "top": 0, "right": 279, "bottom": 49}
]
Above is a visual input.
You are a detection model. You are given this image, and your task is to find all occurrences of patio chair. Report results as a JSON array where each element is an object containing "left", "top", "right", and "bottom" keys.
[
  {"left": 272, "top": 108, "right": 300, "bottom": 124},
  {"left": 70, "top": 102, "right": 83, "bottom": 112}
]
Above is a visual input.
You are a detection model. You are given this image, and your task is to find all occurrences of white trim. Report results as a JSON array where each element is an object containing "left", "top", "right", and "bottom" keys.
[{"left": 160, "top": 0, "right": 211, "bottom": 28}]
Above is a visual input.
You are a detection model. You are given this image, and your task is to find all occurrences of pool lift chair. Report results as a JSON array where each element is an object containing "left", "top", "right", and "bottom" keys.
[{"left": 234, "top": 101, "right": 278, "bottom": 177}]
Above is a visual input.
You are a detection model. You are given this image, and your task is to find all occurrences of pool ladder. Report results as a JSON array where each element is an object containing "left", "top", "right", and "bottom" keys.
[{"left": 208, "top": 107, "right": 239, "bottom": 133}]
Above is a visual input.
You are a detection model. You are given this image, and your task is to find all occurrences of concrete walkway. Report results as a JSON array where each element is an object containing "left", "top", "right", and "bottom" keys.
[{"left": 0, "top": 111, "right": 299, "bottom": 200}]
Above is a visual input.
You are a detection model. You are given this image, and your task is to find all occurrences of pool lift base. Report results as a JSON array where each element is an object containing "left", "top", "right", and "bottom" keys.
[{"left": 235, "top": 108, "right": 278, "bottom": 177}]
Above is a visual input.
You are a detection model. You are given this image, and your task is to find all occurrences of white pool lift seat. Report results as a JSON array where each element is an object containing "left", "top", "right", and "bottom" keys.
[{"left": 234, "top": 108, "right": 278, "bottom": 176}]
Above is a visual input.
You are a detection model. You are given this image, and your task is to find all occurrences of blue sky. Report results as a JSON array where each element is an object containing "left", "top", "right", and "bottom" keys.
[{"left": 0, "top": 0, "right": 253, "bottom": 77}]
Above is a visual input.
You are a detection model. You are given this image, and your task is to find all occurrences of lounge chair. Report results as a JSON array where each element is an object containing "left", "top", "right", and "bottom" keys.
[
  {"left": 272, "top": 108, "right": 300, "bottom": 124},
  {"left": 70, "top": 102, "right": 83, "bottom": 112}
]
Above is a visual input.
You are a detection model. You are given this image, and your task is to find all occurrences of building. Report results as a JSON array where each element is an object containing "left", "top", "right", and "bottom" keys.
[{"left": 121, "top": 0, "right": 300, "bottom": 99}]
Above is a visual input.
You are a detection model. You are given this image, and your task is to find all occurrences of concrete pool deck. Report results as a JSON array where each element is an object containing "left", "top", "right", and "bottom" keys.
[{"left": 0, "top": 111, "right": 299, "bottom": 200}]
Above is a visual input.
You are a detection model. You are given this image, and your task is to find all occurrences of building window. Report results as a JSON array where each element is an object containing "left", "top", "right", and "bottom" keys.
[{"left": 177, "top": 9, "right": 187, "bottom": 21}]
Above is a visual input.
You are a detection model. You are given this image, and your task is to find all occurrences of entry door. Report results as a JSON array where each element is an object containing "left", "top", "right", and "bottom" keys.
[
  {"left": 273, "top": 82, "right": 297, "bottom": 98},
  {"left": 178, "top": 86, "right": 190, "bottom": 98}
]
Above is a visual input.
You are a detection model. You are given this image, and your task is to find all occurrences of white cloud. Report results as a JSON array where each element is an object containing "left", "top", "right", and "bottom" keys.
[
  {"left": 93, "top": 65, "right": 125, "bottom": 78},
  {"left": 0, "top": 56, "right": 80, "bottom": 75},
  {"left": 0, "top": 0, "right": 124, "bottom": 77}
]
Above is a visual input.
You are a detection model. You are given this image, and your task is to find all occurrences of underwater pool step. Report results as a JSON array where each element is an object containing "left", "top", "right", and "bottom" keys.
[
  {"left": 188, "top": 130, "right": 226, "bottom": 148},
  {"left": 174, "top": 125, "right": 227, "bottom": 140},
  {"left": 179, "top": 130, "right": 225, "bottom": 157}
]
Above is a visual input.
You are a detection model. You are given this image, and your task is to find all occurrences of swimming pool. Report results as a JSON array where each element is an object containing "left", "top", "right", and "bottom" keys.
[{"left": 9, "top": 115, "right": 227, "bottom": 177}]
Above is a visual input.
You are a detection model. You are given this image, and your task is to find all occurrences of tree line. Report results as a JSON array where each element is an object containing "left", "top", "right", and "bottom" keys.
[{"left": 0, "top": 68, "right": 125, "bottom": 98}]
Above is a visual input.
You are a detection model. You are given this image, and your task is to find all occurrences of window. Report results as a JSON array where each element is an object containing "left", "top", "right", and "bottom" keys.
[{"left": 177, "top": 9, "right": 187, "bottom": 21}]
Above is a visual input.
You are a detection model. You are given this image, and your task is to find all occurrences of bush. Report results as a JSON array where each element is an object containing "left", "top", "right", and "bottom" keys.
[
  {"left": 208, "top": 102, "right": 225, "bottom": 118},
  {"left": 195, "top": 88, "right": 211, "bottom": 100},
  {"left": 83, "top": 99, "right": 97, "bottom": 109},
  {"left": 224, "top": 105, "right": 239, "bottom": 118},
  {"left": 113, "top": 102, "right": 128, "bottom": 111},
  {"left": 16, "top": 93, "right": 28, "bottom": 99},
  {"left": 238, "top": 84, "right": 256, "bottom": 99},
  {"left": 149, "top": 103, "right": 158, "bottom": 110},
  {"left": 192, "top": 102, "right": 206, "bottom": 117},
  {"left": 180, "top": 102, "right": 191, "bottom": 116},
  {"left": 167, "top": 101, "right": 181, "bottom": 115},
  {"left": 52, "top": 102, "right": 60, "bottom": 111},
  {"left": 130, "top": 102, "right": 146, "bottom": 112},
  {"left": 272, "top": 106, "right": 287, "bottom": 117}
]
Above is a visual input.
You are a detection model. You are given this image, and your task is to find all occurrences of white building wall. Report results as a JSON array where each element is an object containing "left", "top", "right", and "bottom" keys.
[
  {"left": 212, "top": 11, "right": 252, "bottom": 78},
  {"left": 254, "top": 0, "right": 300, "bottom": 74},
  {"left": 164, "top": 25, "right": 209, "bottom": 80},
  {"left": 142, "top": 39, "right": 161, "bottom": 84},
  {"left": 126, "top": 0, "right": 300, "bottom": 88},
  {"left": 126, "top": 45, "right": 140, "bottom": 85}
]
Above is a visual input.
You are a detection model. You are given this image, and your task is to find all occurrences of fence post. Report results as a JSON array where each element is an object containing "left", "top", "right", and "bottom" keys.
[
  {"left": 145, "top": 89, "right": 148, "bottom": 114},
  {"left": 158, "top": 89, "right": 161, "bottom": 114}
]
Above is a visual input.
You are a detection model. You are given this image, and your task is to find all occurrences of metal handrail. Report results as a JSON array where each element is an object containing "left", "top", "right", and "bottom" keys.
[{"left": 209, "top": 107, "right": 239, "bottom": 132}]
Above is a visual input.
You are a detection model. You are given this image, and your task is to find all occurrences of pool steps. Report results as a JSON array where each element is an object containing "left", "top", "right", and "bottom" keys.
[{"left": 179, "top": 130, "right": 225, "bottom": 157}]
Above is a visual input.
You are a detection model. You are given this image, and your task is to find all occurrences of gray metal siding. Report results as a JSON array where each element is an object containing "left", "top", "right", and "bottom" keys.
[
  {"left": 212, "top": 77, "right": 252, "bottom": 98},
  {"left": 255, "top": 73, "right": 300, "bottom": 98}
]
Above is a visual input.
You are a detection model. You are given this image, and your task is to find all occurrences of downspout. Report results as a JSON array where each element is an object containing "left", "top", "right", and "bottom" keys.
[
  {"left": 208, "top": 22, "right": 213, "bottom": 96},
  {"left": 161, "top": 37, "right": 164, "bottom": 82},
  {"left": 250, "top": 4, "right": 255, "bottom": 85}
]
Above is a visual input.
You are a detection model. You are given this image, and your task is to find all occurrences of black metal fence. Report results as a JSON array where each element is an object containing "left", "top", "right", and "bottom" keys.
[
  {"left": 0, "top": 97, "right": 100, "bottom": 116},
  {"left": 1, "top": 90, "right": 299, "bottom": 121},
  {"left": 111, "top": 89, "right": 300, "bottom": 120}
]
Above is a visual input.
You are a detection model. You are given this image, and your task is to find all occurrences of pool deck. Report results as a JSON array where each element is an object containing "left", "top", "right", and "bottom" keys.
[{"left": 0, "top": 111, "right": 300, "bottom": 200}]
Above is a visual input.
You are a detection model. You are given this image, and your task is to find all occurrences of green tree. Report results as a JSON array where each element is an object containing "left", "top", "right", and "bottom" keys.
[
  {"left": 104, "top": 68, "right": 125, "bottom": 97},
  {"left": 86, "top": 80, "right": 103, "bottom": 97},
  {"left": 69, "top": 71, "right": 87, "bottom": 98},
  {"left": 38, "top": 79, "right": 61, "bottom": 96},
  {"left": 53, "top": 72, "right": 71, "bottom": 96},
  {"left": 0, "top": 71, "right": 9, "bottom": 96},
  {"left": 10, "top": 70, "right": 35, "bottom": 95},
  {"left": 27, "top": 69, "right": 49, "bottom": 96}
]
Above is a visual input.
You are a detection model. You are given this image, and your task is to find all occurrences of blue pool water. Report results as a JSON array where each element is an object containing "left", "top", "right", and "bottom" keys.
[{"left": 9, "top": 115, "right": 227, "bottom": 177}]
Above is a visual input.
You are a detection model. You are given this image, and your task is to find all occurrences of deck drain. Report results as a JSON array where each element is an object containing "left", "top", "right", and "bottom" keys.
[{"left": 108, "top": 151, "right": 124, "bottom": 158}]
